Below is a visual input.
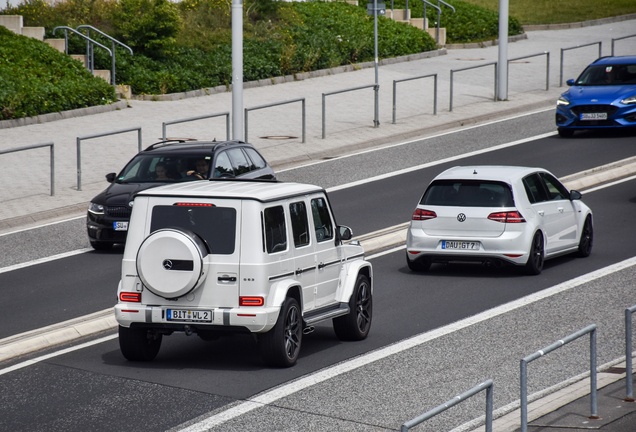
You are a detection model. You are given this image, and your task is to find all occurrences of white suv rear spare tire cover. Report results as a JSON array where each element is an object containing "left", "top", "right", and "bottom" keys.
[{"left": 137, "top": 229, "right": 208, "bottom": 299}]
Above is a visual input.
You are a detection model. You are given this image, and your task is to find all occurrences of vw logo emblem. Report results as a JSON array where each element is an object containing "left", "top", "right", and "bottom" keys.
[
  {"left": 163, "top": 259, "right": 173, "bottom": 270},
  {"left": 457, "top": 213, "right": 466, "bottom": 222}
]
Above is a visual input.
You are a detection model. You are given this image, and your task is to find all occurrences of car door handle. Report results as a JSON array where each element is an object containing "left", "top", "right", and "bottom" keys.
[
  {"left": 218, "top": 276, "right": 237, "bottom": 282},
  {"left": 558, "top": 207, "right": 564, "bottom": 213},
  {"left": 538, "top": 210, "right": 545, "bottom": 216}
]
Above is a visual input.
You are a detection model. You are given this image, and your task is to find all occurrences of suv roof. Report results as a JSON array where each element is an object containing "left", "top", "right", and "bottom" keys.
[
  {"left": 141, "top": 139, "right": 250, "bottom": 154},
  {"left": 138, "top": 180, "right": 323, "bottom": 202}
]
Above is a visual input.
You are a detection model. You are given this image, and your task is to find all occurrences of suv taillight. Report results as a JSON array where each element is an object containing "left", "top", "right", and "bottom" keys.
[
  {"left": 412, "top": 209, "right": 437, "bottom": 220},
  {"left": 488, "top": 211, "right": 526, "bottom": 223},
  {"left": 240, "top": 296, "right": 264, "bottom": 306},
  {"left": 120, "top": 292, "right": 141, "bottom": 302}
]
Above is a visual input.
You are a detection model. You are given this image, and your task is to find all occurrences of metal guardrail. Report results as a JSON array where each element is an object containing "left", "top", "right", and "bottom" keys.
[
  {"left": 450, "top": 62, "right": 497, "bottom": 111},
  {"left": 322, "top": 84, "right": 379, "bottom": 139},
  {"left": 507, "top": 51, "right": 550, "bottom": 92},
  {"left": 611, "top": 33, "right": 636, "bottom": 56},
  {"left": 162, "top": 112, "right": 230, "bottom": 142},
  {"left": 520, "top": 325, "right": 598, "bottom": 432},
  {"left": 401, "top": 379, "right": 493, "bottom": 432},
  {"left": 392, "top": 73, "right": 437, "bottom": 124},
  {"left": 245, "top": 98, "right": 305, "bottom": 143},
  {"left": 0, "top": 143, "right": 54, "bottom": 196},
  {"left": 76, "top": 127, "right": 142, "bottom": 191},
  {"left": 76, "top": 25, "right": 133, "bottom": 86},
  {"left": 559, "top": 41, "right": 602, "bottom": 87},
  {"left": 625, "top": 305, "right": 636, "bottom": 401}
]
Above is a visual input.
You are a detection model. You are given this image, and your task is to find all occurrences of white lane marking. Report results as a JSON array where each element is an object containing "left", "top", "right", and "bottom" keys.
[
  {"left": 327, "top": 132, "right": 557, "bottom": 192},
  {"left": 176, "top": 256, "right": 636, "bottom": 432},
  {"left": 278, "top": 107, "right": 555, "bottom": 173},
  {"left": 0, "top": 334, "right": 118, "bottom": 377},
  {"left": 0, "top": 215, "right": 86, "bottom": 238},
  {"left": 0, "top": 248, "right": 93, "bottom": 275}
]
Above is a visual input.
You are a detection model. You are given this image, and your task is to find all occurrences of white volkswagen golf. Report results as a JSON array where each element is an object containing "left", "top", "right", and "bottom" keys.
[{"left": 406, "top": 166, "right": 593, "bottom": 275}]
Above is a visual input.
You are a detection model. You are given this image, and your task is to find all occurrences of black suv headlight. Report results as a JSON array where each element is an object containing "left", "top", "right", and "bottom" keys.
[{"left": 88, "top": 202, "right": 105, "bottom": 214}]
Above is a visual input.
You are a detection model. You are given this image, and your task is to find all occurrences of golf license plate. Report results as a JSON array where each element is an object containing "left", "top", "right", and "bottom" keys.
[
  {"left": 442, "top": 240, "right": 480, "bottom": 250},
  {"left": 113, "top": 221, "right": 128, "bottom": 231},
  {"left": 167, "top": 309, "right": 212, "bottom": 322},
  {"left": 580, "top": 112, "right": 607, "bottom": 121}
]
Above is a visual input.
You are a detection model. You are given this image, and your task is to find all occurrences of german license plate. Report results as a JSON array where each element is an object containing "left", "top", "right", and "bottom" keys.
[
  {"left": 442, "top": 240, "right": 480, "bottom": 250},
  {"left": 167, "top": 309, "right": 212, "bottom": 322},
  {"left": 580, "top": 112, "right": 607, "bottom": 121},
  {"left": 113, "top": 221, "right": 128, "bottom": 231}
]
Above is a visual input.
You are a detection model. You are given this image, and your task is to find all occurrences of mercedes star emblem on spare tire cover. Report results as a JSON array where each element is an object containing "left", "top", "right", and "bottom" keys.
[{"left": 136, "top": 229, "right": 207, "bottom": 298}]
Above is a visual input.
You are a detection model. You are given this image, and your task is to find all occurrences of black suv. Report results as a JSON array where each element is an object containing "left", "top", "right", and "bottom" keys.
[{"left": 87, "top": 140, "right": 276, "bottom": 250}]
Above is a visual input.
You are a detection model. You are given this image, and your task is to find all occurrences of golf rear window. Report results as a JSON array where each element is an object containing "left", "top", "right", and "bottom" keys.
[
  {"left": 150, "top": 205, "right": 236, "bottom": 254},
  {"left": 421, "top": 180, "right": 514, "bottom": 207}
]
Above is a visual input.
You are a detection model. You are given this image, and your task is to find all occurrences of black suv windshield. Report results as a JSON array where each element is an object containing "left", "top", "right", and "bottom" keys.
[
  {"left": 117, "top": 154, "right": 210, "bottom": 183},
  {"left": 421, "top": 180, "right": 514, "bottom": 207},
  {"left": 575, "top": 64, "right": 636, "bottom": 86}
]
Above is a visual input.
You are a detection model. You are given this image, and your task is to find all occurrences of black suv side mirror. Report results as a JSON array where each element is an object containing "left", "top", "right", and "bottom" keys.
[{"left": 106, "top": 173, "right": 116, "bottom": 183}]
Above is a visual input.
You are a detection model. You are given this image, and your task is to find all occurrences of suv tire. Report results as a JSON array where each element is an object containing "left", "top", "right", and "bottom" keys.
[
  {"left": 119, "top": 326, "right": 162, "bottom": 361},
  {"left": 333, "top": 274, "right": 372, "bottom": 341},
  {"left": 258, "top": 297, "right": 302, "bottom": 367}
]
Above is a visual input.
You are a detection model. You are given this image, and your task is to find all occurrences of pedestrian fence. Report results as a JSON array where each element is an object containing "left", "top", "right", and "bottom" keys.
[
  {"left": 52, "top": 26, "right": 112, "bottom": 75},
  {"left": 322, "top": 84, "right": 379, "bottom": 139},
  {"left": 520, "top": 324, "right": 598, "bottom": 432},
  {"left": 401, "top": 379, "right": 493, "bottom": 432},
  {"left": 625, "top": 305, "right": 636, "bottom": 401},
  {"left": 392, "top": 73, "right": 437, "bottom": 124},
  {"left": 611, "top": 33, "right": 636, "bottom": 56},
  {"left": 162, "top": 112, "right": 230, "bottom": 142},
  {"left": 76, "top": 25, "right": 133, "bottom": 86},
  {"left": 0, "top": 143, "right": 54, "bottom": 196},
  {"left": 450, "top": 62, "right": 497, "bottom": 111},
  {"left": 76, "top": 127, "right": 142, "bottom": 191},
  {"left": 245, "top": 98, "right": 305, "bottom": 143},
  {"left": 507, "top": 52, "right": 550, "bottom": 92},
  {"left": 559, "top": 41, "right": 602, "bottom": 86}
]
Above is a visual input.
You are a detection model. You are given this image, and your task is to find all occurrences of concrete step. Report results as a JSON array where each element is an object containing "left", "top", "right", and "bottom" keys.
[
  {"left": 71, "top": 54, "right": 87, "bottom": 67},
  {"left": 93, "top": 70, "right": 110, "bottom": 83},
  {"left": 45, "top": 38, "right": 65, "bottom": 53},
  {"left": 426, "top": 27, "right": 446, "bottom": 45}
]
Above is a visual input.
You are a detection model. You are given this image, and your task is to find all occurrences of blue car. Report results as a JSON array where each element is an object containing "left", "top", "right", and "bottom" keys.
[{"left": 556, "top": 55, "right": 636, "bottom": 137}]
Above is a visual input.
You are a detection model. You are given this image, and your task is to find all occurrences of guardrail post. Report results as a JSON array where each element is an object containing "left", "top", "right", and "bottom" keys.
[
  {"left": 322, "top": 93, "right": 326, "bottom": 139},
  {"left": 0, "top": 143, "right": 55, "bottom": 197},
  {"left": 50, "top": 144, "right": 55, "bottom": 196},
  {"left": 449, "top": 70, "right": 454, "bottom": 111},
  {"left": 392, "top": 73, "right": 437, "bottom": 124},
  {"left": 626, "top": 306, "right": 636, "bottom": 401},
  {"left": 76, "top": 137, "right": 82, "bottom": 191}
]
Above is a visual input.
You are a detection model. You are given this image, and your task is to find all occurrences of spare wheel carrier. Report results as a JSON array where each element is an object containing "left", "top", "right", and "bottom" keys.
[{"left": 136, "top": 228, "right": 208, "bottom": 299}]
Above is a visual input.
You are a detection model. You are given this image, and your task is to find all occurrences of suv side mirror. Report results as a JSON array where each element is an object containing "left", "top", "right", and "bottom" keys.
[
  {"left": 566, "top": 79, "right": 574, "bottom": 86},
  {"left": 338, "top": 225, "right": 353, "bottom": 241},
  {"left": 106, "top": 172, "right": 116, "bottom": 183},
  {"left": 569, "top": 190, "right": 582, "bottom": 200}
]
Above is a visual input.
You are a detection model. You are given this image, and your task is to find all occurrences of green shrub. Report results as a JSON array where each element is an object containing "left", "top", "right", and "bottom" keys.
[{"left": 0, "top": 26, "right": 116, "bottom": 120}]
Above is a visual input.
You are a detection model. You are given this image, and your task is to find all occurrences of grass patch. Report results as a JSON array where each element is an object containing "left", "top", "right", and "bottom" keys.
[{"left": 458, "top": 0, "right": 636, "bottom": 25}]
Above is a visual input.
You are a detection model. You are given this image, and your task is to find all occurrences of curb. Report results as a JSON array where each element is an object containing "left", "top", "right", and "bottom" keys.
[
  {"left": 0, "top": 99, "right": 128, "bottom": 130},
  {"left": 522, "top": 13, "right": 636, "bottom": 32}
]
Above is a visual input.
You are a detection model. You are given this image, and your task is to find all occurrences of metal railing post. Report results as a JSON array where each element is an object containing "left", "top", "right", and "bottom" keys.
[
  {"left": 322, "top": 84, "right": 378, "bottom": 139},
  {"left": 392, "top": 73, "right": 438, "bottom": 124},
  {"left": 76, "top": 136, "right": 82, "bottom": 191},
  {"left": 450, "top": 70, "right": 454, "bottom": 111},
  {"left": 507, "top": 52, "right": 550, "bottom": 92},
  {"left": 162, "top": 112, "right": 231, "bottom": 142},
  {"left": 559, "top": 42, "right": 602, "bottom": 87},
  {"left": 76, "top": 25, "right": 134, "bottom": 86},
  {"left": 0, "top": 143, "right": 55, "bottom": 196},
  {"left": 450, "top": 62, "right": 497, "bottom": 111},
  {"left": 322, "top": 93, "right": 326, "bottom": 139},
  {"left": 611, "top": 33, "right": 636, "bottom": 56},
  {"left": 244, "top": 98, "right": 306, "bottom": 143},
  {"left": 626, "top": 306, "right": 636, "bottom": 401},
  {"left": 50, "top": 144, "right": 55, "bottom": 196},
  {"left": 392, "top": 80, "right": 397, "bottom": 124}
]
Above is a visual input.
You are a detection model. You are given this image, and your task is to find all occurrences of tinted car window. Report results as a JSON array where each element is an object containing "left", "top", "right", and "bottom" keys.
[
  {"left": 523, "top": 173, "right": 549, "bottom": 204},
  {"left": 311, "top": 198, "right": 333, "bottom": 242},
  {"left": 245, "top": 147, "right": 267, "bottom": 169},
  {"left": 263, "top": 206, "right": 287, "bottom": 253},
  {"left": 227, "top": 148, "right": 251, "bottom": 176},
  {"left": 539, "top": 173, "right": 569, "bottom": 200},
  {"left": 421, "top": 180, "right": 514, "bottom": 207},
  {"left": 576, "top": 64, "right": 636, "bottom": 86},
  {"left": 150, "top": 205, "right": 236, "bottom": 254},
  {"left": 214, "top": 151, "right": 235, "bottom": 178},
  {"left": 290, "top": 201, "right": 310, "bottom": 248},
  {"left": 118, "top": 155, "right": 183, "bottom": 182}
]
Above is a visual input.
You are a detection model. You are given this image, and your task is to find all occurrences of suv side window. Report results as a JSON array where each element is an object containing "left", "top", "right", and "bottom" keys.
[
  {"left": 227, "top": 148, "right": 251, "bottom": 176},
  {"left": 263, "top": 206, "right": 287, "bottom": 253},
  {"left": 539, "top": 173, "right": 569, "bottom": 201},
  {"left": 214, "top": 151, "right": 235, "bottom": 178},
  {"left": 523, "top": 174, "right": 549, "bottom": 204},
  {"left": 289, "top": 201, "right": 310, "bottom": 248},
  {"left": 310, "top": 197, "right": 333, "bottom": 242},
  {"left": 245, "top": 147, "right": 267, "bottom": 169}
]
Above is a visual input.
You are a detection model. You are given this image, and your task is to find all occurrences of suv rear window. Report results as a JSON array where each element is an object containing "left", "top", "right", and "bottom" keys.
[
  {"left": 150, "top": 205, "right": 236, "bottom": 254},
  {"left": 421, "top": 180, "right": 514, "bottom": 207}
]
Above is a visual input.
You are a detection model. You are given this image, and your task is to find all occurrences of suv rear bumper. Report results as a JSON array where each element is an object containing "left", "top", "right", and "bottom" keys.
[{"left": 114, "top": 304, "right": 280, "bottom": 333}]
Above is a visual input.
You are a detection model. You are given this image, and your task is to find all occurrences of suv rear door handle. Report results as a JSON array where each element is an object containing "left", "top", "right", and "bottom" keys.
[{"left": 218, "top": 276, "right": 237, "bottom": 282}]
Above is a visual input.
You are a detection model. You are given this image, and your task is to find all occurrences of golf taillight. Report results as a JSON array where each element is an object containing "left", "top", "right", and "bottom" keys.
[
  {"left": 120, "top": 292, "right": 141, "bottom": 302},
  {"left": 488, "top": 211, "right": 526, "bottom": 223},
  {"left": 412, "top": 209, "right": 437, "bottom": 220}
]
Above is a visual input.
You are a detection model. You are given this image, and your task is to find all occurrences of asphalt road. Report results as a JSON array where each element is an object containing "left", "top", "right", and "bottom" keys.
[{"left": 2, "top": 111, "right": 636, "bottom": 431}]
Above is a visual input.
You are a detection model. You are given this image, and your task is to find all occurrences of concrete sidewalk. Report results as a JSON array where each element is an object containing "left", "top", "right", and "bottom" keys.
[{"left": 1, "top": 18, "right": 635, "bottom": 234}]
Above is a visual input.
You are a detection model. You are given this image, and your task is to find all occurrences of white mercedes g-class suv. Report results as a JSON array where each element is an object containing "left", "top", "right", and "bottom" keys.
[{"left": 114, "top": 179, "right": 373, "bottom": 367}]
